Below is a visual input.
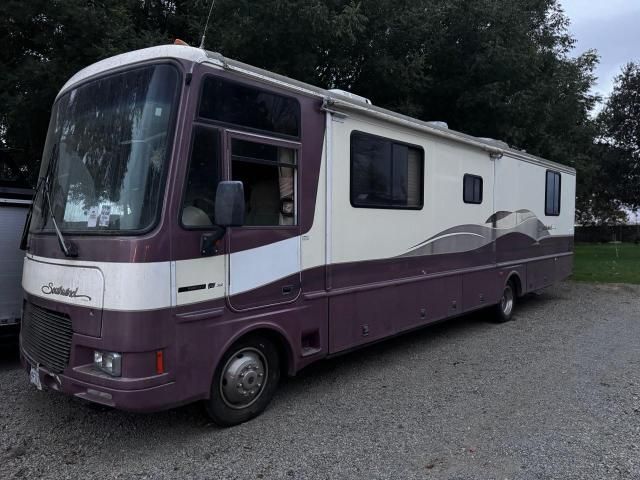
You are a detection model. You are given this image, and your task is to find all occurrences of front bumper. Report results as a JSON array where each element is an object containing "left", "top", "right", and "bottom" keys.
[{"left": 21, "top": 349, "right": 179, "bottom": 413}]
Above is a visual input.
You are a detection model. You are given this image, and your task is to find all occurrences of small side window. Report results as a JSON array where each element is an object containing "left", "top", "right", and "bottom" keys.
[
  {"left": 463, "top": 174, "right": 483, "bottom": 204},
  {"left": 545, "top": 170, "right": 561, "bottom": 216},
  {"left": 181, "top": 127, "right": 221, "bottom": 228}
]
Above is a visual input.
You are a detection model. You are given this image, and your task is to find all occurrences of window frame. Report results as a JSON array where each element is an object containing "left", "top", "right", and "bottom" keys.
[
  {"left": 227, "top": 129, "right": 301, "bottom": 228},
  {"left": 544, "top": 170, "right": 561, "bottom": 217},
  {"left": 196, "top": 74, "right": 302, "bottom": 141},
  {"left": 349, "top": 130, "right": 425, "bottom": 211},
  {"left": 463, "top": 174, "right": 483, "bottom": 205}
]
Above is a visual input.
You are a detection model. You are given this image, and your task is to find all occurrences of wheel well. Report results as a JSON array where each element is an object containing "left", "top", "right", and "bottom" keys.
[
  {"left": 235, "top": 328, "right": 292, "bottom": 377},
  {"left": 507, "top": 273, "right": 523, "bottom": 297}
]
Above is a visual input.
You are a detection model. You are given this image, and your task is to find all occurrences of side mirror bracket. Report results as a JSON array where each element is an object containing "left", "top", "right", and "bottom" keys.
[{"left": 200, "top": 226, "right": 225, "bottom": 257}]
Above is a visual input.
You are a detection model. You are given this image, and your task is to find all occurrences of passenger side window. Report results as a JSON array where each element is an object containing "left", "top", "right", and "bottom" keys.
[
  {"left": 231, "top": 138, "right": 297, "bottom": 226},
  {"left": 181, "top": 127, "right": 220, "bottom": 228},
  {"left": 350, "top": 131, "right": 423, "bottom": 209},
  {"left": 545, "top": 170, "right": 561, "bottom": 216},
  {"left": 463, "top": 174, "right": 483, "bottom": 204}
]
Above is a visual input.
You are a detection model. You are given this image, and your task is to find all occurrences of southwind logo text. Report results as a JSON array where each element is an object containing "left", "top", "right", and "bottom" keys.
[{"left": 41, "top": 283, "right": 92, "bottom": 301}]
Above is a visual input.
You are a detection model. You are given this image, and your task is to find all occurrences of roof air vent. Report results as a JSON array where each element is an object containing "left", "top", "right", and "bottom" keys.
[
  {"left": 426, "top": 121, "right": 448, "bottom": 129},
  {"left": 478, "top": 138, "right": 510, "bottom": 149},
  {"left": 328, "top": 89, "right": 372, "bottom": 105}
]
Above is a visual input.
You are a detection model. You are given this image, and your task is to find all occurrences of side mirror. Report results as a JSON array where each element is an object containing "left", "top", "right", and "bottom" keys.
[{"left": 215, "top": 181, "right": 245, "bottom": 227}]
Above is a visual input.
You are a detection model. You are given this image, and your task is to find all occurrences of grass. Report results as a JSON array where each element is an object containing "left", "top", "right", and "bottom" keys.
[{"left": 573, "top": 243, "right": 640, "bottom": 284}]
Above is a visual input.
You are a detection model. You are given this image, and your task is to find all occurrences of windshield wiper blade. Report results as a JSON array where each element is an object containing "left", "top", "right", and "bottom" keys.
[
  {"left": 39, "top": 142, "right": 78, "bottom": 257},
  {"left": 44, "top": 181, "right": 77, "bottom": 257},
  {"left": 20, "top": 143, "right": 57, "bottom": 251}
]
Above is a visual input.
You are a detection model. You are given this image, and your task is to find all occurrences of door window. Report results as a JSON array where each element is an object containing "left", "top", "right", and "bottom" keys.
[
  {"left": 231, "top": 138, "right": 297, "bottom": 226},
  {"left": 181, "top": 126, "right": 221, "bottom": 228}
]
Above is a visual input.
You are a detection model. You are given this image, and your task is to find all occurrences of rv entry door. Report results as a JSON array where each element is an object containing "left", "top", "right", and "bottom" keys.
[{"left": 225, "top": 131, "right": 302, "bottom": 310}]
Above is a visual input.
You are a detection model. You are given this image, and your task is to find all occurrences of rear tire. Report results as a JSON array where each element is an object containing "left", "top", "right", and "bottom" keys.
[
  {"left": 493, "top": 281, "right": 516, "bottom": 323},
  {"left": 205, "top": 335, "right": 280, "bottom": 427}
]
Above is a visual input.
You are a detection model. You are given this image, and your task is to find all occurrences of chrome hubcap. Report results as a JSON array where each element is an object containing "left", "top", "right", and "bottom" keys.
[
  {"left": 220, "top": 347, "right": 267, "bottom": 409},
  {"left": 501, "top": 286, "right": 514, "bottom": 316}
]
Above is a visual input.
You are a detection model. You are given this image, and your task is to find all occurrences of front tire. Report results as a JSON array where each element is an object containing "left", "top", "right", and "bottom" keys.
[
  {"left": 205, "top": 336, "right": 280, "bottom": 427},
  {"left": 494, "top": 281, "right": 516, "bottom": 323}
]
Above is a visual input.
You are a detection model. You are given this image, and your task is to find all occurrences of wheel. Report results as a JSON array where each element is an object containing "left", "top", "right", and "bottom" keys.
[
  {"left": 493, "top": 281, "right": 516, "bottom": 323},
  {"left": 205, "top": 336, "right": 280, "bottom": 427}
]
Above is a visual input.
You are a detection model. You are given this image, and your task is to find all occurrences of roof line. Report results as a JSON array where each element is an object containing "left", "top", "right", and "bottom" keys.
[{"left": 57, "top": 45, "right": 576, "bottom": 176}]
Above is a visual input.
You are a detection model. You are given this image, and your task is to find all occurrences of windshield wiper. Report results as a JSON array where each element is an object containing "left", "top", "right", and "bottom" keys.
[
  {"left": 44, "top": 143, "right": 78, "bottom": 257},
  {"left": 19, "top": 143, "right": 56, "bottom": 251},
  {"left": 21, "top": 143, "right": 78, "bottom": 257},
  {"left": 44, "top": 182, "right": 78, "bottom": 257}
]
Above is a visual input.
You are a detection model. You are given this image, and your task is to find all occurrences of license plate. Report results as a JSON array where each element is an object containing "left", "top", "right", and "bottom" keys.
[{"left": 29, "top": 367, "right": 42, "bottom": 390}]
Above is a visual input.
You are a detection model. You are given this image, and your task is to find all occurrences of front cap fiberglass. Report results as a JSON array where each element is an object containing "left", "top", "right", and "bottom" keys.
[{"left": 32, "top": 63, "right": 180, "bottom": 234}]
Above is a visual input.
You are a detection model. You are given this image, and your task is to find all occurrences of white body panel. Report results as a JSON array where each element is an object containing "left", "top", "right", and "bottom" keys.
[
  {"left": 327, "top": 115, "right": 574, "bottom": 263},
  {"left": 23, "top": 255, "right": 170, "bottom": 311},
  {"left": 494, "top": 154, "right": 575, "bottom": 237},
  {"left": 229, "top": 236, "right": 301, "bottom": 296},
  {"left": 174, "top": 256, "right": 226, "bottom": 306}
]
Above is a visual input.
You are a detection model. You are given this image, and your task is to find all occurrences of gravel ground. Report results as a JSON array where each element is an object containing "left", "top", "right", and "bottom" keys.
[{"left": 1, "top": 281, "right": 640, "bottom": 480}]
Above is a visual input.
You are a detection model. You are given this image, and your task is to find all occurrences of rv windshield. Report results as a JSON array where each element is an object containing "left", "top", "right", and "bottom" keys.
[{"left": 32, "top": 64, "right": 180, "bottom": 234}]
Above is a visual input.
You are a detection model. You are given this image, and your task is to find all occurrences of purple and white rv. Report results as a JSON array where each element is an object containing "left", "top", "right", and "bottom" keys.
[{"left": 20, "top": 45, "right": 575, "bottom": 426}]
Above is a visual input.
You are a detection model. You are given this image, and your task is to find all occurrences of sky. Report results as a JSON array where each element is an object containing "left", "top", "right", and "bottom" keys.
[{"left": 560, "top": 0, "right": 640, "bottom": 101}]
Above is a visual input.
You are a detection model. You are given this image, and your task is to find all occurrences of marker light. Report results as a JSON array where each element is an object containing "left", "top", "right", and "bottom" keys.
[
  {"left": 156, "top": 350, "right": 165, "bottom": 374},
  {"left": 93, "top": 351, "right": 122, "bottom": 377}
]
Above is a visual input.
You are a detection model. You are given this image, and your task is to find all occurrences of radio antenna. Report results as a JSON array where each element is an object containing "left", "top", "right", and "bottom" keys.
[{"left": 199, "top": 0, "right": 216, "bottom": 49}]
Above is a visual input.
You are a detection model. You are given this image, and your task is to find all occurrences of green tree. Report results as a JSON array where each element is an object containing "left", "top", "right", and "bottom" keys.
[
  {"left": 0, "top": 0, "right": 169, "bottom": 183},
  {"left": 597, "top": 62, "right": 640, "bottom": 211},
  {"left": 0, "top": 0, "right": 604, "bottom": 216}
]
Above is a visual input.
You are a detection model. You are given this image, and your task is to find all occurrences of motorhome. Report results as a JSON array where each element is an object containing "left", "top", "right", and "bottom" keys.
[
  {"left": 20, "top": 45, "right": 575, "bottom": 426},
  {"left": 1, "top": 154, "right": 33, "bottom": 343}
]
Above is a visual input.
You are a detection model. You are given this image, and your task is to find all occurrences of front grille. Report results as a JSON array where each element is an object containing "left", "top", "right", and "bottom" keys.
[{"left": 21, "top": 303, "right": 73, "bottom": 373}]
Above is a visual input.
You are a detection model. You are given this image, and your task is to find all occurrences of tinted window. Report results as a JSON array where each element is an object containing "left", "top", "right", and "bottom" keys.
[
  {"left": 181, "top": 127, "right": 221, "bottom": 228},
  {"left": 199, "top": 77, "right": 300, "bottom": 137},
  {"left": 545, "top": 170, "right": 561, "bottom": 216},
  {"left": 463, "top": 174, "right": 483, "bottom": 204},
  {"left": 350, "top": 132, "right": 423, "bottom": 209},
  {"left": 231, "top": 138, "right": 297, "bottom": 226}
]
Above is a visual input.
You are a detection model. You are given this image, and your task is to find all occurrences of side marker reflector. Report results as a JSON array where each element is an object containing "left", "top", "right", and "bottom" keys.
[{"left": 156, "top": 350, "right": 165, "bottom": 374}]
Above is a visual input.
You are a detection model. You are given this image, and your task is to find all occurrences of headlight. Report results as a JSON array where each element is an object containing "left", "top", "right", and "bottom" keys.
[{"left": 93, "top": 350, "right": 122, "bottom": 377}]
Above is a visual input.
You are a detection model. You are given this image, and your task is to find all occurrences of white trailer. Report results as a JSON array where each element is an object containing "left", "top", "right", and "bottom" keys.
[{"left": 1, "top": 185, "right": 32, "bottom": 340}]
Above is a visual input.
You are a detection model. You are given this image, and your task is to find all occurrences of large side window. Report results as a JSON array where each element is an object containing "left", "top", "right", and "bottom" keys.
[
  {"left": 350, "top": 131, "right": 423, "bottom": 209},
  {"left": 545, "top": 170, "right": 561, "bottom": 216},
  {"left": 231, "top": 138, "right": 297, "bottom": 226},
  {"left": 199, "top": 77, "right": 300, "bottom": 138},
  {"left": 463, "top": 174, "right": 483, "bottom": 204},
  {"left": 181, "top": 127, "right": 221, "bottom": 228}
]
